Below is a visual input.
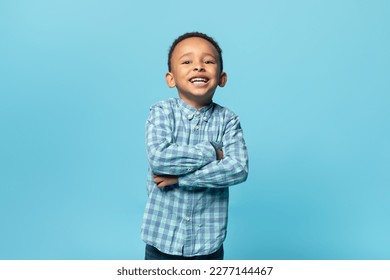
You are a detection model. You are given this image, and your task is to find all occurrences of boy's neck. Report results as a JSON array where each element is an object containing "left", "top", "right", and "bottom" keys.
[{"left": 178, "top": 95, "right": 212, "bottom": 110}]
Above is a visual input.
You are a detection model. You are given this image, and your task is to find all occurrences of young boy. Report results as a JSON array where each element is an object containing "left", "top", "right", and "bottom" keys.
[{"left": 142, "top": 32, "right": 248, "bottom": 260}]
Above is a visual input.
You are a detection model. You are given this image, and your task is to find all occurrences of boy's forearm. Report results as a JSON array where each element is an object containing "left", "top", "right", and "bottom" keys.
[
  {"left": 147, "top": 140, "right": 217, "bottom": 175},
  {"left": 178, "top": 153, "right": 248, "bottom": 188}
]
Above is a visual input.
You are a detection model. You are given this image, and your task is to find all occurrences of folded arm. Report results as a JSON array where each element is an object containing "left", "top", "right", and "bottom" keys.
[
  {"left": 178, "top": 114, "right": 249, "bottom": 188},
  {"left": 146, "top": 105, "right": 218, "bottom": 176}
]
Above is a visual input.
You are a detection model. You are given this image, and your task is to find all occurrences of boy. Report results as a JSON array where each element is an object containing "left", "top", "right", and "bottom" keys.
[{"left": 142, "top": 32, "right": 248, "bottom": 260}]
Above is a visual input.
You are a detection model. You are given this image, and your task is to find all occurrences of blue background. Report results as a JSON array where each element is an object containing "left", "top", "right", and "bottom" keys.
[{"left": 0, "top": 0, "right": 389, "bottom": 260}]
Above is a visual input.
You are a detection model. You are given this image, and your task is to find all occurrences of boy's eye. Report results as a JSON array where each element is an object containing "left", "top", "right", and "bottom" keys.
[
  {"left": 205, "top": 60, "right": 215, "bottom": 64},
  {"left": 182, "top": 61, "right": 191, "bottom": 64}
]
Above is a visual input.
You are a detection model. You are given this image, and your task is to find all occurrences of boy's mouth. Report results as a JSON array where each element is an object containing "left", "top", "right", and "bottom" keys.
[{"left": 189, "top": 77, "right": 209, "bottom": 84}]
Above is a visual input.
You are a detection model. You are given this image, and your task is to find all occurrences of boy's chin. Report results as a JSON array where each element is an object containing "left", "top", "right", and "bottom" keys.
[
  {"left": 180, "top": 91, "right": 214, "bottom": 99},
  {"left": 183, "top": 88, "right": 216, "bottom": 97}
]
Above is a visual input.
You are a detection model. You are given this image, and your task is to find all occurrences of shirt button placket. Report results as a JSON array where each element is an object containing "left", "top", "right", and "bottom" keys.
[
  {"left": 186, "top": 110, "right": 200, "bottom": 255},
  {"left": 194, "top": 111, "right": 201, "bottom": 132},
  {"left": 183, "top": 211, "right": 193, "bottom": 255}
]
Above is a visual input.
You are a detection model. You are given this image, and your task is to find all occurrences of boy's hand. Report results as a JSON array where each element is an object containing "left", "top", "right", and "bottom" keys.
[
  {"left": 211, "top": 142, "right": 224, "bottom": 161},
  {"left": 153, "top": 174, "right": 178, "bottom": 188},
  {"left": 217, "top": 148, "right": 224, "bottom": 160}
]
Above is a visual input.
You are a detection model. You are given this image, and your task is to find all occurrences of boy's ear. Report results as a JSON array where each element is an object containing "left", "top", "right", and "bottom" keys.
[
  {"left": 218, "top": 72, "right": 227, "bottom": 87},
  {"left": 165, "top": 72, "right": 176, "bottom": 88}
]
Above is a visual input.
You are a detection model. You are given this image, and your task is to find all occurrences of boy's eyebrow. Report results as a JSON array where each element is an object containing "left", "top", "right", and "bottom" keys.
[{"left": 178, "top": 52, "right": 217, "bottom": 60}]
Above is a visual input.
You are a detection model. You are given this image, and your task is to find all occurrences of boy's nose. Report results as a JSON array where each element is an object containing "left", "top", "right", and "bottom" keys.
[{"left": 193, "top": 65, "right": 205, "bottom": 72}]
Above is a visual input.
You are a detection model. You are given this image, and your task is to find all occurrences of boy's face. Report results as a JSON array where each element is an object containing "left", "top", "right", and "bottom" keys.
[{"left": 166, "top": 37, "right": 227, "bottom": 109}]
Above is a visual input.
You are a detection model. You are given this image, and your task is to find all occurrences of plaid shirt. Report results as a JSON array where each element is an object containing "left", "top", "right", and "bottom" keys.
[{"left": 141, "top": 98, "right": 248, "bottom": 257}]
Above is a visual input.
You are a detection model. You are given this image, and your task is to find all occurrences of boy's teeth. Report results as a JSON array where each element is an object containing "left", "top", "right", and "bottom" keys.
[{"left": 190, "top": 78, "right": 208, "bottom": 83}]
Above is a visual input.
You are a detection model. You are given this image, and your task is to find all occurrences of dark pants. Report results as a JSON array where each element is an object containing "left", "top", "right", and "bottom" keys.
[{"left": 145, "top": 244, "right": 224, "bottom": 260}]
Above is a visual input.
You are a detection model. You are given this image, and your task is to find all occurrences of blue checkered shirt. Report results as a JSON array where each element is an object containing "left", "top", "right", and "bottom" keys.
[{"left": 141, "top": 98, "right": 248, "bottom": 257}]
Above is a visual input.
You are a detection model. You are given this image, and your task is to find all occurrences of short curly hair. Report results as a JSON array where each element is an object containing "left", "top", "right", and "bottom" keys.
[{"left": 168, "top": 32, "right": 223, "bottom": 72}]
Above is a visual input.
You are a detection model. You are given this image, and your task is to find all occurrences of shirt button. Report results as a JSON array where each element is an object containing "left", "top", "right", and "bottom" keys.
[
  {"left": 195, "top": 125, "right": 199, "bottom": 130},
  {"left": 203, "top": 117, "right": 207, "bottom": 121},
  {"left": 185, "top": 217, "right": 190, "bottom": 222},
  {"left": 187, "top": 114, "right": 193, "bottom": 119},
  {"left": 187, "top": 168, "right": 192, "bottom": 171}
]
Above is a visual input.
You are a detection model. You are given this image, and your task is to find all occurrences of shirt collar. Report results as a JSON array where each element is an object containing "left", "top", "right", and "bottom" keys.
[{"left": 176, "top": 98, "right": 214, "bottom": 122}]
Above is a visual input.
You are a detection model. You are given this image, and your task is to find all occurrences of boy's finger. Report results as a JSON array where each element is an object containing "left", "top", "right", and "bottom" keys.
[{"left": 153, "top": 177, "right": 163, "bottom": 184}]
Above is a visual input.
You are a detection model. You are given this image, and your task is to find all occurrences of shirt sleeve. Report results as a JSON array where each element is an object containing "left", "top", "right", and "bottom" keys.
[
  {"left": 178, "top": 114, "right": 249, "bottom": 188},
  {"left": 146, "top": 104, "right": 217, "bottom": 175}
]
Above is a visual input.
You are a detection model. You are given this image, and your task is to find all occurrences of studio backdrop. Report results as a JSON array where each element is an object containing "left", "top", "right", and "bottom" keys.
[{"left": 0, "top": 0, "right": 389, "bottom": 259}]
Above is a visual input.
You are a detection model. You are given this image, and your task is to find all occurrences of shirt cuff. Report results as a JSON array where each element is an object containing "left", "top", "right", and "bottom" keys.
[{"left": 178, "top": 173, "right": 196, "bottom": 188}]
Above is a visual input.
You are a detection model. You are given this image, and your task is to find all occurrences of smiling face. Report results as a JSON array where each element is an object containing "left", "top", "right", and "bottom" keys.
[{"left": 166, "top": 37, "right": 227, "bottom": 109}]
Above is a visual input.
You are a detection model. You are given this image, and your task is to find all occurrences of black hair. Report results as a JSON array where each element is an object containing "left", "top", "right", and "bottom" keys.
[{"left": 168, "top": 32, "right": 223, "bottom": 72}]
